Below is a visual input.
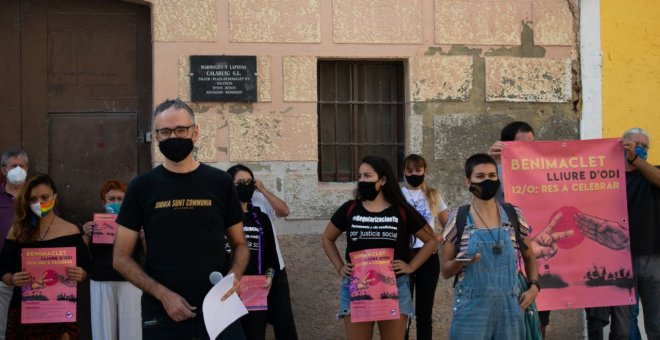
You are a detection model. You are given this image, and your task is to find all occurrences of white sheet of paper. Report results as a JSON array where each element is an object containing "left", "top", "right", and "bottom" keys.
[{"left": 202, "top": 273, "right": 248, "bottom": 339}]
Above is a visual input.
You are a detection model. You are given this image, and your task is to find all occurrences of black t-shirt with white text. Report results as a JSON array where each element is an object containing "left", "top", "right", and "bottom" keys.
[
  {"left": 627, "top": 167, "right": 660, "bottom": 256},
  {"left": 117, "top": 164, "right": 244, "bottom": 313},
  {"left": 243, "top": 206, "right": 279, "bottom": 276},
  {"left": 330, "top": 200, "right": 427, "bottom": 264}
]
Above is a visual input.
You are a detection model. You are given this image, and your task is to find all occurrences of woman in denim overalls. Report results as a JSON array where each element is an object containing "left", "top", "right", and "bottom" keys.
[{"left": 441, "top": 154, "right": 539, "bottom": 339}]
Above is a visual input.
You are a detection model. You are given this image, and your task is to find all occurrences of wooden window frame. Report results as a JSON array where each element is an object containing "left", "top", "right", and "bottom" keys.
[{"left": 317, "top": 60, "right": 405, "bottom": 182}]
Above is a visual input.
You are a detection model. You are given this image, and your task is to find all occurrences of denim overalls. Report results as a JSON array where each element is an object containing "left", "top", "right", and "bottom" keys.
[{"left": 449, "top": 206, "right": 525, "bottom": 339}]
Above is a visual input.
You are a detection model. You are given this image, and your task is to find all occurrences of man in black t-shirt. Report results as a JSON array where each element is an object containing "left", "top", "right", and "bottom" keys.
[
  {"left": 113, "top": 99, "right": 249, "bottom": 340},
  {"left": 621, "top": 128, "right": 660, "bottom": 339}
]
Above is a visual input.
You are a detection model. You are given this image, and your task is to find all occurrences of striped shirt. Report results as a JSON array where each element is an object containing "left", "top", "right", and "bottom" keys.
[{"left": 441, "top": 204, "right": 532, "bottom": 280}]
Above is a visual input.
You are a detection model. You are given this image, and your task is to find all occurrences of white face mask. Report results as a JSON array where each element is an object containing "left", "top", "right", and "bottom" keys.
[
  {"left": 30, "top": 202, "right": 42, "bottom": 217},
  {"left": 6, "top": 167, "right": 27, "bottom": 185}
]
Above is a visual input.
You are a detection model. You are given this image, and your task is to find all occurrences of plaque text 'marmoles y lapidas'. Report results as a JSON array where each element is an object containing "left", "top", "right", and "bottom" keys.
[{"left": 190, "top": 55, "right": 257, "bottom": 102}]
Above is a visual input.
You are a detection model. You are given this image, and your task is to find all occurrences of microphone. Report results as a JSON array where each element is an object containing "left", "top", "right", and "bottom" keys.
[{"left": 209, "top": 271, "right": 223, "bottom": 285}]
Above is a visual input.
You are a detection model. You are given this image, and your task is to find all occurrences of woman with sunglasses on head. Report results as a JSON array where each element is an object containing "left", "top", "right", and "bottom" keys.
[
  {"left": 322, "top": 156, "right": 438, "bottom": 340},
  {"left": 81, "top": 179, "right": 142, "bottom": 340},
  {"left": 400, "top": 154, "right": 448, "bottom": 340},
  {"left": 441, "top": 154, "right": 538, "bottom": 339},
  {"left": 227, "top": 165, "right": 297, "bottom": 340},
  {"left": 0, "top": 174, "right": 90, "bottom": 340}
]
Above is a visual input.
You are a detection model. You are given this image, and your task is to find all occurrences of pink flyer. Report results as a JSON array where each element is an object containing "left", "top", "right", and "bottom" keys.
[
  {"left": 92, "top": 213, "right": 118, "bottom": 244},
  {"left": 239, "top": 275, "right": 269, "bottom": 311},
  {"left": 348, "top": 248, "right": 399, "bottom": 323},
  {"left": 502, "top": 139, "right": 634, "bottom": 310},
  {"left": 21, "top": 247, "right": 77, "bottom": 324}
]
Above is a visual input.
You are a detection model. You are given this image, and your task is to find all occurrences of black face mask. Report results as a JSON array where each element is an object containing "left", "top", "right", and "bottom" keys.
[
  {"left": 235, "top": 182, "right": 255, "bottom": 203},
  {"left": 158, "top": 138, "right": 194, "bottom": 162},
  {"left": 405, "top": 174, "right": 424, "bottom": 188},
  {"left": 469, "top": 179, "right": 501, "bottom": 201},
  {"left": 358, "top": 181, "right": 380, "bottom": 201}
]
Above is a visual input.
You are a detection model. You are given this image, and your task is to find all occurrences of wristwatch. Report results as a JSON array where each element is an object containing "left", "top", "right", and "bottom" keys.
[{"left": 528, "top": 280, "right": 541, "bottom": 292}]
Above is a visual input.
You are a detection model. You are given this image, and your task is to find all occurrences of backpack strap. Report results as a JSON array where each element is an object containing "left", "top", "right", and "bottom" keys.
[
  {"left": 452, "top": 204, "right": 471, "bottom": 287},
  {"left": 453, "top": 205, "right": 471, "bottom": 251},
  {"left": 345, "top": 200, "right": 359, "bottom": 221},
  {"left": 501, "top": 202, "right": 528, "bottom": 251}
]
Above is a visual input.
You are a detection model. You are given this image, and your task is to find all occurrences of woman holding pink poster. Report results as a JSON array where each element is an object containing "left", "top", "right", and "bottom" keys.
[
  {"left": 441, "top": 154, "right": 539, "bottom": 339},
  {"left": 0, "top": 174, "right": 89, "bottom": 339},
  {"left": 81, "top": 179, "right": 142, "bottom": 340},
  {"left": 227, "top": 165, "right": 296, "bottom": 340},
  {"left": 322, "top": 156, "right": 438, "bottom": 340}
]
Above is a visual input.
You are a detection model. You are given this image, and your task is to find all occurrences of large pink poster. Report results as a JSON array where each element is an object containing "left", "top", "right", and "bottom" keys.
[
  {"left": 348, "top": 248, "right": 399, "bottom": 323},
  {"left": 21, "top": 247, "right": 77, "bottom": 324},
  {"left": 502, "top": 139, "right": 634, "bottom": 310}
]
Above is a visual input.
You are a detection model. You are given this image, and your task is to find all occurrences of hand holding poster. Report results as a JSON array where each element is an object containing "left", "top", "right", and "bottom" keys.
[
  {"left": 348, "top": 248, "right": 399, "bottom": 323},
  {"left": 239, "top": 275, "right": 269, "bottom": 311},
  {"left": 92, "top": 213, "right": 118, "bottom": 244},
  {"left": 21, "top": 247, "right": 77, "bottom": 324},
  {"left": 502, "top": 139, "right": 634, "bottom": 310}
]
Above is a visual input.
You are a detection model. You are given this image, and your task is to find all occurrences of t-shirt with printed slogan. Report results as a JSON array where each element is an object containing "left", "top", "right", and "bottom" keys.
[
  {"left": 330, "top": 200, "right": 427, "bottom": 266},
  {"left": 116, "top": 164, "right": 244, "bottom": 314},
  {"left": 243, "top": 206, "right": 279, "bottom": 276}
]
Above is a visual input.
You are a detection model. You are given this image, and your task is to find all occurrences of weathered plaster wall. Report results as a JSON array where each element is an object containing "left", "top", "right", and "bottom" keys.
[
  {"left": 601, "top": 1, "right": 660, "bottom": 163},
  {"left": 138, "top": 0, "right": 583, "bottom": 338}
]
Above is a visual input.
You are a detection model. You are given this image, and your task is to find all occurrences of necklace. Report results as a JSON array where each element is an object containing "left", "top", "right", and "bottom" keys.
[
  {"left": 472, "top": 204, "right": 503, "bottom": 255},
  {"left": 39, "top": 215, "right": 55, "bottom": 241}
]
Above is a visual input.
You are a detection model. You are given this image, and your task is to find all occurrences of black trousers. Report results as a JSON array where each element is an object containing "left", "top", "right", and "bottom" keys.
[
  {"left": 241, "top": 311, "right": 267, "bottom": 340},
  {"left": 266, "top": 268, "right": 298, "bottom": 340},
  {"left": 407, "top": 251, "right": 440, "bottom": 340}
]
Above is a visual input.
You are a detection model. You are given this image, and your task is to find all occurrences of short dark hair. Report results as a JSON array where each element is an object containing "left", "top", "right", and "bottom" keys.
[
  {"left": 227, "top": 164, "right": 254, "bottom": 180},
  {"left": 500, "top": 121, "right": 534, "bottom": 142},
  {"left": 153, "top": 99, "right": 195, "bottom": 123},
  {"left": 465, "top": 153, "right": 497, "bottom": 178}
]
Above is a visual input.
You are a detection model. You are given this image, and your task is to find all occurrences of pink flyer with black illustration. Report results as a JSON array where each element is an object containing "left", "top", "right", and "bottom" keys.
[
  {"left": 239, "top": 275, "right": 269, "bottom": 311},
  {"left": 92, "top": 213, "right": 118, "bottom": 244},
  {"left": 21, "top": 247, "right": 77, "bottom": 324},
  {"left": 502, "top": 139, "right": 633, "bottom": 311},
  {"left": 348, "top": 248, "right": 399, "bottom": 323}
]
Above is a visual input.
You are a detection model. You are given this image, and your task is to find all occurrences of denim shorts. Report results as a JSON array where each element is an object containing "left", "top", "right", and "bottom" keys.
[{"left": 337, "top": 275, "right": 415, "bottom": 320}]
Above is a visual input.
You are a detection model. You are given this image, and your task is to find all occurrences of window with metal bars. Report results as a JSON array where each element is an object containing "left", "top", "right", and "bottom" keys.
[{"left": 318, "top": 60, "right": 405, "bottom": 182}]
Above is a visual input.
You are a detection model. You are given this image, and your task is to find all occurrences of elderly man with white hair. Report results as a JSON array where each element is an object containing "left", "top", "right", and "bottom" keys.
[{"left": 621, "top": 127, "right": 660, "bottom": 339}]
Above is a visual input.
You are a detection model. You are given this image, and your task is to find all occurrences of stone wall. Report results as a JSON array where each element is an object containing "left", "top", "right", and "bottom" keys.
[{"left": 136, "top": 0, "right": 584, "bottom": 337}]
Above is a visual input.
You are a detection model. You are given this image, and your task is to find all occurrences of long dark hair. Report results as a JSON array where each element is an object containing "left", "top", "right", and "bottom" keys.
[
  {"left": 12, "top": 174, "right": 58, "bottom": 243},
  {"left": 357, "top": 156, "right": 419, "bottom": 220}
]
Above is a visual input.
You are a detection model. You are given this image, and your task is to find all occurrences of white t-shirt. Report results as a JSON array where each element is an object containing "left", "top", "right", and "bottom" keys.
[
  {"left": 251, "top": 191, "right": 286, "bottom": 270},
  {"left": 402, "top": 187, "right": 448, "bottom": 248}
]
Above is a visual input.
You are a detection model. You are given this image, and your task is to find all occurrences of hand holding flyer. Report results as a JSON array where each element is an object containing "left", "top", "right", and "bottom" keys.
[
  {"left": 92, "top": 213, "right": 118, "bottom": 244},
  {"left": 21, "top": 247, "right": 77, "bottom": 324},
  {"left": 348, "top": 248, "right": 399, "bottom": 323}
]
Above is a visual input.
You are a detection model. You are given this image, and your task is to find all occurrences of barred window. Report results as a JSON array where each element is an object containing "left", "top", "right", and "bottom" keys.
[{"left": 317, "top": 60, "right": 405, "bottom": 182}]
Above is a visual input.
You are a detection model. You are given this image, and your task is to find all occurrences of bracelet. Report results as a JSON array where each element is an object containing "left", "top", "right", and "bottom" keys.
[
  {"left": 528, "top": 280, "right": 541, "bottom": 292},
  {"left": 627, "top": 154, "right": 638, "bottom": 165},
  {"left": 337, "top": 264, "right": 344, "bottom": 274},
  {"left": 266, "top": 268, "right": 275, "bottom": 278}
]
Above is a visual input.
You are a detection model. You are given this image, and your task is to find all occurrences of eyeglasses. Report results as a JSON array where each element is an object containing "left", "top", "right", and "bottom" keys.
[
  {"left": 154, "top": 125, "right": 196, "bottom": 140},
  {"left": 234, "top": 179, "right": 254, "bottom": 186}
]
